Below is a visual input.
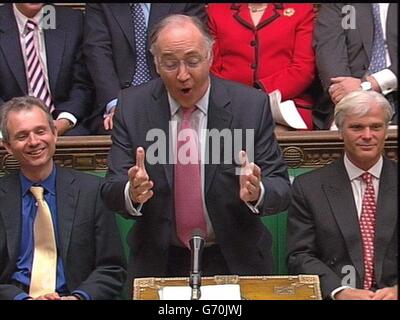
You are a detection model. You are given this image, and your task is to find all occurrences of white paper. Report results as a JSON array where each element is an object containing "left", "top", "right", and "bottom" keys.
[
  {"left": 268, "top": 90, "right": 307, "bottom": 129},
  {"left": 158, "top": 284, "right": 241, "bottom": 300}
]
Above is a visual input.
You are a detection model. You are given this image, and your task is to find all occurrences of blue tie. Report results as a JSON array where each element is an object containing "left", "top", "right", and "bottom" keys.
[
  {"left": 131, "top": 4, "right": 152, "bottom": 86},
  {"left": 368, "top": 4, "right": 387, "bottom": 74}
]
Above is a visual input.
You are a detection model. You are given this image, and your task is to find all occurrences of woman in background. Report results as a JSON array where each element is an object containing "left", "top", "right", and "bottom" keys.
[{"left": 207, "top": 3, "right": 316, "bottom": 130}]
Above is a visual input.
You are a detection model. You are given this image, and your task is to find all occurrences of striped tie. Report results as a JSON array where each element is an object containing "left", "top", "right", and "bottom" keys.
[{"left": 25, "top": 20, "right": 55, "bottom": 113}]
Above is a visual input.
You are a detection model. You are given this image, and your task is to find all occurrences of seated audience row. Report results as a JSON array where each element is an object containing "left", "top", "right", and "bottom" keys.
[
  {"left": 0, "top": 13, "right": 396, "bottom": 301},
  {"left": 0, "top": 3, "right": 397, "bottom": 133}
]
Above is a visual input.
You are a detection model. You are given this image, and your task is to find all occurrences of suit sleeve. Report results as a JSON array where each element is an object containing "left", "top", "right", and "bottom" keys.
[
  {"left": 254, "top": 94, "right": 291, "bottom": 215},
  {"left": 183, "top": 3, "right": 207, "bottom": 23},
  {"left": 83, "top": 4, "right": 123, "bottom": 111},
  {"left": 55, "top": 9, "right": 93, "bottom": 121},
  {"left": 287, "top": 176, "right": 344, "bottom": 299},
  {"left": 101, "top": 89, "right": 137, "bottom": 218},
  {"left": 314, "top": 3, "right": 353, "bottom": 91},
  {"left": 72, "top": 178, "right": 126, "bottom": 300},
  {"left": 256, "top": 5, "right": 316, "bottom": 101}
]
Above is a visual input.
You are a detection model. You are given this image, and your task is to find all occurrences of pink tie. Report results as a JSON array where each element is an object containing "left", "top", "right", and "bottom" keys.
[
  {"left": 174, "top": 106, "right": 207, "bottom": 248},
  {"left": 360, "top": 172, "right": 376, "bottom": 290},
  {"left": 25, "top": 20, "right": 55, "bottom": 113}
]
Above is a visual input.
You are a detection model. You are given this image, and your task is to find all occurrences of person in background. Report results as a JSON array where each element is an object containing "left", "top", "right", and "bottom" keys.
[
  {"left": 314, "top": 3, "right": 398, "bottom": 129},
  {"left": 101, "top": 14, "right": 291, "bottom": 297},
  {"left": 83, "top": 3, "right": 206, "bottom": 134},
  {"left": 0, "top": 3, "right": 93, "bottom": 135},
  {"left": 207, "top": 3, "right": 316, "bottom": 130},
  {"left": 0, "top": 96, "right": 126, "bottom": 300},
  {"left": 287, "top": 90, "right": 397, "bottom": 300}
]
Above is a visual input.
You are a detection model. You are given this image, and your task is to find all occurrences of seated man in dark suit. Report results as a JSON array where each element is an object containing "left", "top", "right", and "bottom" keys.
[
  {"left": 101, "top": 14, "right": 291, "bottom": 297},
  {"left": 313, "top": 3, "right": 398, "bottom": 129},
  {"left": 287, "top": 90, "right": 397, "bottom": 299},
  {"left": 83, "top": 3, "right": 206, "bottom": 134},
  {"left": 0, "top": 3, "right": 93, "bottom": 135},
  {"left": 0, "top": 96, "right": 126, "bottom": 300}
]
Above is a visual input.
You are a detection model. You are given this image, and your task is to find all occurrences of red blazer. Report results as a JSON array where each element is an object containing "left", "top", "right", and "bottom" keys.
[{"left": 208, "top": 3, "right": 315, "bottom": 129}]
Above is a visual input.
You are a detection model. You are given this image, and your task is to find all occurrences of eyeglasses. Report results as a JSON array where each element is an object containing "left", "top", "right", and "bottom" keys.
[{"left": 158, "top": 54, "right": 209, "bottom": 72}]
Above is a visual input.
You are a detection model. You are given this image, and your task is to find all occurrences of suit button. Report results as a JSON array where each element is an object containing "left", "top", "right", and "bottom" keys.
[
  {"left": 251, "top": 63, "right": 257, "bottom": 69},
  {"left": 250, "top": 40, "right": 256, "bottom": 46},
  {"left": 122, "top": 81, "right": 131, "bottom": 89}
]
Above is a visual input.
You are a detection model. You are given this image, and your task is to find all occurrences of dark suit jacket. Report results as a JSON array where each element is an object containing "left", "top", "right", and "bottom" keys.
[
  {"left": 0, "top": 167, "right": 126, "bottom": 300},
  {"left": 0, "top": 4, "right": 93, "bottom": 125},
  {"left": 83, "top": 3, "right": 206, "bottom": 133},
  {"left": 101, "top": 76, "right": 291, "bottom": 282},
  {"left": 313, "top": 3, "right": 398, "bottom": 129},
  {"left": 287, "top": 157, "right": 397, "bottom": 299}
]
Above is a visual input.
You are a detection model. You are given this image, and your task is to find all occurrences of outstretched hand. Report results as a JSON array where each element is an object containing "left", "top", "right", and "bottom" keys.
[
  {"left": 239, "top": 150, "right": 261, "bottom": 203},
  {"left": 128, "top": 147, "right": 154, "bottom": 204}
]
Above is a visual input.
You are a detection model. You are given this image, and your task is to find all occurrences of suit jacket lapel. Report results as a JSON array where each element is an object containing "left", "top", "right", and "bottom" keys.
[
  {"left": 55, "top": 167, "right": 78, "bottom": 265},
  {"left": 0, "top": 4, "right": 27, "bottom": 93},
  {"left": 110, "top": 4, "right": 135, "bottom": 52},
  {"left": 322, "top": 159, "right": 364, "bottom": 278},
  {"left": 148, "top": 80, "right": 173, "bottom": 188},
  {"left": 148, "top": 3, "right": 171, "bottom": 31},
  {"left": 356, "top": 4, "right": 374, "bottom": 62},
  {"left": 44, "top": 10, "right": 65, "bottom": 94},
  {"left": 0, "top": 173, "right": 22, "bottom": 266},
  {"left": 374, "top": 158, "right": 397, "bottom": 283},
  {"left": 205, "top": 76, "right": 233, "bottom": 195}
]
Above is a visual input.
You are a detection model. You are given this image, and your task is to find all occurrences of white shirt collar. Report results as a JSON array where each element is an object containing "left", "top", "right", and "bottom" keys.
[
  {"left": 344, "top": 153, "right": 383, "bottom": 181},
  {"left": 13, "top": 4, "right": 44, "bottom": 36}
]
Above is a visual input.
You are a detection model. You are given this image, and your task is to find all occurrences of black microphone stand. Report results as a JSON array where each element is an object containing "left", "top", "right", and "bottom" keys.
[{"left": 189, "top": 233, "right": 205, "bottom": 300}]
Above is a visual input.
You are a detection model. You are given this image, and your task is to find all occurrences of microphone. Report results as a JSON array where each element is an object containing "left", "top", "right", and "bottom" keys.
[{"left": 189, "top": 229, "right": 205, "bottom": 300}]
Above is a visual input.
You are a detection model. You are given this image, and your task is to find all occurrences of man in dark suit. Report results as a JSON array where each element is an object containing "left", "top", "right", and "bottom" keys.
[
  {"left": 287, "top": 90, "right": 397, "bottom": 300},
  {"left": 101, "top": 15, "right": 291, "bottom": 296},
  {"left": 313, "top": 3, "right": 398, "bottom": 129},
  {"left": 0, "top": 3, "right": 93, "bottom": 135},
  {"left": 83, "top": 3, "right": 206, "bottom": 134},
  {"left": 0, "top": 96, "right": 126, "bottom": 300}
]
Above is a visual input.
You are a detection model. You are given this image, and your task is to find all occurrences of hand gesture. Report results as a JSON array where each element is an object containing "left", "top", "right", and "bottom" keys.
[
  {"left": 239, "top": 150, "right": 261, "bottom": 203},
  {"left": 128, "top": 147, "right": 154, "bottom": 204},
  {"left": 103, "top": 107, "right": 116, "bottom": 131}
]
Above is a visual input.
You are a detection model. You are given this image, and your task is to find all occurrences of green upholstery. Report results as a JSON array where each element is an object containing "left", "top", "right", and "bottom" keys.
[
  {"left": 262, "top": 168, "right": 313, "bottom": 275},
  {"left": 87, "top": 168, "right": 313, "bottom": 275}
]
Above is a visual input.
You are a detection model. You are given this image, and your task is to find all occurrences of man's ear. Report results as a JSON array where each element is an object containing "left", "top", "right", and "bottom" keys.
[{"left": 153, "top": 56, "right": 160, "bottom": 75}]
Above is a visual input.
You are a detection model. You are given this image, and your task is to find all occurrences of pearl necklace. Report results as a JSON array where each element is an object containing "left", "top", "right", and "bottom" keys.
[{"left": 248, "top": 4, "right": 267, "bottom": 13}]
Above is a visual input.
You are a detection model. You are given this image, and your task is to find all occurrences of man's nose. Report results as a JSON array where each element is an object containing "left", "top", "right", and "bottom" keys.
[
  {"left": 361, "top": 127, "right": 372, "bottom": 139},
  {"left": 176, "top": 61, "right": 190, "bottom": 82},
  {"left": 27, "top": 132, "right": 40, "bottom": 144}
]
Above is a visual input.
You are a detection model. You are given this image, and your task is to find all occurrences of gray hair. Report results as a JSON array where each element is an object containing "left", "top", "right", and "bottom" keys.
[
  {"left": 334, "top": 90, "right": 394, "bottom": 130},
  {"left": 149, "top": 14, "right": 214, "bottom": 57},
  {"left": 0, "top": 96, "right": 55, "bottom": 143}
]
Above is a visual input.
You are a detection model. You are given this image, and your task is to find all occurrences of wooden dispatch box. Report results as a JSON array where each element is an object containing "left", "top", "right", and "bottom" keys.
[{"left": 133, "top": 274, "right": 322, "bottom": 300}]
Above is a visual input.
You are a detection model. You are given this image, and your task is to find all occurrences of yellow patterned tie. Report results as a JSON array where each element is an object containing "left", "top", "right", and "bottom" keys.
[{"left": 29, "top": 186, "right": 57, "bottom": 298}]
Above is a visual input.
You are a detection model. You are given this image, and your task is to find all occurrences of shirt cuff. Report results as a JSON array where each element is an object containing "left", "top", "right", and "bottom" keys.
[
  {"left": 245, "top": 181, "right": 265, "bottom": 214},
  {"left": 124, "top": 181, "right": 143, "bottom": 216},
  {"left": 330, "top": 286, "right": 353, "bottom": 300},
  {"left": 57, "top": 112, "right": 77, "bottom": 127},
  {"left": 14, "top": 292, "right": 31, "bottom": 300},
  {"left": 372, "top": 69, "right": 397, "bottom": 95},
  {"left": 104, "top": 98, "right": 118, "bottom": 117},
  {"left": 71, "top": 289, "right": 91, "bottom": 300}
]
